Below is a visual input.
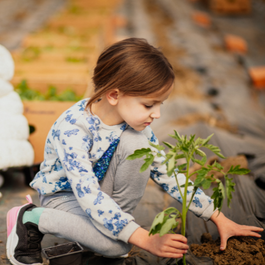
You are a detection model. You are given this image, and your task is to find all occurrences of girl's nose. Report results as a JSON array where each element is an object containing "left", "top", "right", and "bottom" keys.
[{"left": 150, "top": 106, "right": 161, "bottom": 119}]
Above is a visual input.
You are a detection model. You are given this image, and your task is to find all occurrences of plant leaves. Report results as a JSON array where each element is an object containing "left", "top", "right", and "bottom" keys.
[
  {"left": 126, "top": 148, "right": 151, "bottom": 160},
  {"left": 177, "top": 163, "right": 187, "bottom": 171},
  {"left": 160, "top": 217, "right": 179, "bottom": 236},
  {"left": 202, "top": 179, "right": 212, "bottom": 190},
  {"left": 204, "top": 144, "right": 225, "bottom": 159},
  {"left": 225, "top": 175, "right": 235, "bottom": 207},
  {"left": 149, "top": 211, "right": 165, "bottom": 236},
  {"left": 167, "top": 156, "right": 176, "bottom": 176},
  {"left": 193, "top": 168, "right": 209, "bottom": 187},
  {"left": 195, "top": 148, "right": 206, "bottom": 158},
  {"left": 227, "top": 165, "right": 250, "bottom": 175},
  {"left": 211, "top": 180, "right": 225, "bottom": 211},
  {"left": 140, "top": 155, "right": 154, "bottom": 172},
  {"left": 149, "top": 142, "right": 165, "bottom": 151},
  {"left": 202, "top": 134, "right": 214, "bottom": 146},
  {"left": 163, "top": 141, "right": 175, "bottom": 149},
  {"left": 192, "top": 157, "right": 206, "bottom": 166}
]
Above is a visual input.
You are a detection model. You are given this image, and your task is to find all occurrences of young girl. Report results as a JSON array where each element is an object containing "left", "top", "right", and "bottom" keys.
[{"left": 6, "top": 38, "right": 263, "bottom": 265}]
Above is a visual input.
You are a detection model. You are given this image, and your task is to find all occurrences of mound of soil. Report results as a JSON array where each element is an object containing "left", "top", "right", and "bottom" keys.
[{"left": 190, "top": 233, "right": 265, "bottom": 265}]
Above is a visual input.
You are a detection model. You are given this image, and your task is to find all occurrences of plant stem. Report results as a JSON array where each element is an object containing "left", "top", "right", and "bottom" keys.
[{"left": 180, "top": 155, "right": 191, "bottom": 265}]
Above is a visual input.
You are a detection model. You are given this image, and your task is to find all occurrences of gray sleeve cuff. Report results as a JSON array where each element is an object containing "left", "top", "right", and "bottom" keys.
[
  {"left": 200, "top": 202, "right": 218, "bottom": 221},
  {"left": 118, "top": 221, "right": 140, "bottom": 243}
]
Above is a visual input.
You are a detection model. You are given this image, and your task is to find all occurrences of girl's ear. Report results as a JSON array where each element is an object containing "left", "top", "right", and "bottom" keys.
[{"left": 106, "top": 89, "right": 121, "bottom": 106}]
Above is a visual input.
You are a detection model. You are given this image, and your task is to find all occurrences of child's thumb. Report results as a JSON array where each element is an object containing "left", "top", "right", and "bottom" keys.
[{"left": 220, "top": 238, "right": 227, "bottom": 251}]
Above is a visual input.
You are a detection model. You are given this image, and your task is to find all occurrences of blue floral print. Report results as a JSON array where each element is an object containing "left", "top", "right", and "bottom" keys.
[
  {"left": 98, "top": 210, "right": 104, "bottom": 217},
  {"left": 103, "top": 218, "right": 114, "bottom": 231},
  {"left": 193, "top": 196, "right": 202, "bottom": 208},
  {"left": 94, "top": 191, "right": 104, "bottom": 205},
  {"left": 64, "top": 129, "right": 79, "bottom": 137},
  {"left": 52, "top": 129, "right": 60, "bottom": 140}
]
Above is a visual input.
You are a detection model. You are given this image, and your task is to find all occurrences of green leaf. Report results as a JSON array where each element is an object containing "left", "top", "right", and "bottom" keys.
[
  {"left": 192, "top": 157, "right": 206, "bottom": 166},
  {"left": 216, "top": 153, "right": 226, "bottom": 159},
  {"left": 140, "top": 155, "right": 154, "bottom": 172},
  {"left": 180, "top": 182, "right": 193, "bottom": 188},
  {"left": 202, "top": 179, "right": 212, "bottom": 190},
  {"left": 202, "top": 134, "right": 214, "bottom": 146},
  {"left": 186, "top": 135, "right": 196, "bottom": 148},
  {"left": 195, "top": 137, "right": 204, "bottom": 146},
  {"left": 164, "top": 207, "right": 180, "bottom": 216},
  {"left": 167, "top": 156, "right": 176, "bottom": 176},
  {"left": 193, "top": 168, "right": 209, "bottom": 187},
  {"left": 195, "top": 148, "right": 206, "bottom": 158},
  {"left": 163, "top": 141, "right": 175, "bottom": 149},
  {"left": 225, "top": 175, "right": 235, "bottom": 207},
  {"left": 177, "top": 163, "right": 187, "bottom": 171},
  {"left": 227, "top": 165, "right": 250, "bottom": 175},
  {"left": 204, "top": 144, "right": 225, "bottom": 159},
  {"left": 149, "top": 211, "right": 165, "bottom": 236},
  {"left": 212, "top": 161, "right": 223, "bottom": 170},
  {"left": 126, "top": 148, "right": 151, "bottom": 160},
  {"left": 149, "top": 142, "right": 165, "bottom": 151},
  {"left": 211, "top": 181, "right": 225, "bottom": 211},
  {"left": 160, "top": 217, "right": 179, "bottom": 236},
  {"left": 181, "top": 146, "right": 189, "bottom": 152}
]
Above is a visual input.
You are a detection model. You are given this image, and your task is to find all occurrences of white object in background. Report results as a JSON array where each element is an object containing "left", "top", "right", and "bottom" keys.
[
  {"left": 0, "top": 140, "right": 34, "bottom": 169},
  {"left": 0, "top": 45, "right": 15, "bottom": 81},
  {"left": 0, "top": 45, "right": 34, "bottom": 169},
  {"left": 0, "top": 78, "right": 13, "bottom": 97},
  {"left": 0, "top": 112, "right": 30, "bottom": 140},
  {"left": 0, "top": 90, "right": 24, "bottom": 114}
]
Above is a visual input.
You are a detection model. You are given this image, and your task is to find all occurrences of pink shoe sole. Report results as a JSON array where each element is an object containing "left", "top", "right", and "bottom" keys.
[{"left": 6, "top": 195, "right": 33, "bottom": 263}]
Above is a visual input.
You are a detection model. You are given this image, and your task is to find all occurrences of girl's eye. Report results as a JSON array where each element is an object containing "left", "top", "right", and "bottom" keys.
[{"left": 144, "top": 105, "right": 153, "bottom": 109}]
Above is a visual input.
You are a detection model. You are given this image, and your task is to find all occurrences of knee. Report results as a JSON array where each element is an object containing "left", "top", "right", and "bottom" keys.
[
  {"left": 119, "top": 129, "right": 149, "bottom": 157},
  {"left": 97, "top": 242, "right": 132, "bottom": 257}
]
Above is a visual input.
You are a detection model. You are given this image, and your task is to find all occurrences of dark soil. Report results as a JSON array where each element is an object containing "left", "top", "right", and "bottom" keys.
[{"left": 190, "top": 233, "right": 265, "bottom": 265}]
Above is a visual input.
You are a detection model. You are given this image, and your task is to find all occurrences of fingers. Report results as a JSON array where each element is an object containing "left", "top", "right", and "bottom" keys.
[
  {"left": 219, "top": 225, "right": 264, "bottom": 251},
  {"left": 150, "top": 234, "right": 189, "bottom": 258},
  {"left": 236, "top": 225, "right": 264, "bottom": 236},
  {"left": 156, "top": 245, "right": 188, "bottom": 259}
]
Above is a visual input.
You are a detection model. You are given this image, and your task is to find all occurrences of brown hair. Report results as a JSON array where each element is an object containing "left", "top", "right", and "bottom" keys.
[{"left": 86, "top": 38, "right": 175, "bottom": 109}]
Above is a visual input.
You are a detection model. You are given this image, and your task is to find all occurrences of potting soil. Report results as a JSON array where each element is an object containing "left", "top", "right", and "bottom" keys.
[{"left": 191, "top": 234, "right": 265, "bottom": 265}]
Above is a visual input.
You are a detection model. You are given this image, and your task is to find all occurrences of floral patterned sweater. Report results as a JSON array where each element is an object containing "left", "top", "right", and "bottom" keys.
[{"left": 30, "top": 99, "right": 215, "bottom": 243}]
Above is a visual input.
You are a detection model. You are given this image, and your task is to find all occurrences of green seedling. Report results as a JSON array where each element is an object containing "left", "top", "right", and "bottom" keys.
[{"left": 127, "top": 131, "right": 250, "bottom": 265}]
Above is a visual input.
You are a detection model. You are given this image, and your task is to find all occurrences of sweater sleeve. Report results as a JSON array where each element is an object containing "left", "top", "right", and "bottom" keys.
[
  {"left": 144, "top": 127, "right": 216, "bottom": 221},
  {"left": 31, "top": 111, "right": 139, "bottom": 242}
]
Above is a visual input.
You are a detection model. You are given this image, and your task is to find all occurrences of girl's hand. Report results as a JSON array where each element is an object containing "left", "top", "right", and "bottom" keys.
[
  {"left": 210, "top": 211, "right": 264, "bottom": 251},
  {"left": 128, "top": 227, "right": 189, "bottom": 258}
]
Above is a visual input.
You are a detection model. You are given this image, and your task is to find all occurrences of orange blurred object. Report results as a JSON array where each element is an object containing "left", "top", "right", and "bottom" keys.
[
  {"left": 209, "top": 0, "right": 251, "bottom": 15},
  {"left": 224, "top": 34, "right": 248, "bottom": 54},
  {"left": 23, "top": 101, "right": 74, "bottom": 164},
  {"left": 192, "top": 11, "right": 211, "bottom": 27},
  {"left": 248, "top": 66, "right": 265, "bottom": 90}
]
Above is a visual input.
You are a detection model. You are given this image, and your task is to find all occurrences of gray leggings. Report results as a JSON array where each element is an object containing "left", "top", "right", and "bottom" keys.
[{"left": 38, "top": 129, "right": 150, "bottom": 257}]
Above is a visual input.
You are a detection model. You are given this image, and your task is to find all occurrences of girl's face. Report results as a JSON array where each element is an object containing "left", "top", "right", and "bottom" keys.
[{"left": 116, "top": 85, "right": 173, "bottom": 131}]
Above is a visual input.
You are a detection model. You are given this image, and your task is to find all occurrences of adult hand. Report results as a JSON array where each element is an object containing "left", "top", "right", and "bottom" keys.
[
  {"left": 128, "top": 227, "right": 189, "bottom": 258},
  {"left": 210, "top": 211, "right": 264, "bottom": 250}
]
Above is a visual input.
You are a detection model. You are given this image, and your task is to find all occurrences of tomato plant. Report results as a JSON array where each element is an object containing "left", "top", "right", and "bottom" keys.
[{"left": 127, "top": 131, "right": 250, "bottom": 265}]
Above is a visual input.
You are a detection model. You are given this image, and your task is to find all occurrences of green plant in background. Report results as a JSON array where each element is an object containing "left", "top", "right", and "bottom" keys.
[
  {"left": 65, "top": 56, "right": 87, "bottom": 63},
  {"left": 15, "top": 80, "right": 45, "bottom": 100},
  {"left": 21, "top": 46, "right": 41, "bottom": 62},
  {"left": 127, "top": 131, "right": 250, "bottom": 265},
  {"left": 15, "top": 80, "right": 83, "bottom": 102}
]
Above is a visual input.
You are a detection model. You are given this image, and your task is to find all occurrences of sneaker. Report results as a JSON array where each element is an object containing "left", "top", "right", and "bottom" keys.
[{"left": 6, "top": 195, "right": 44, "bottom": 265}]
